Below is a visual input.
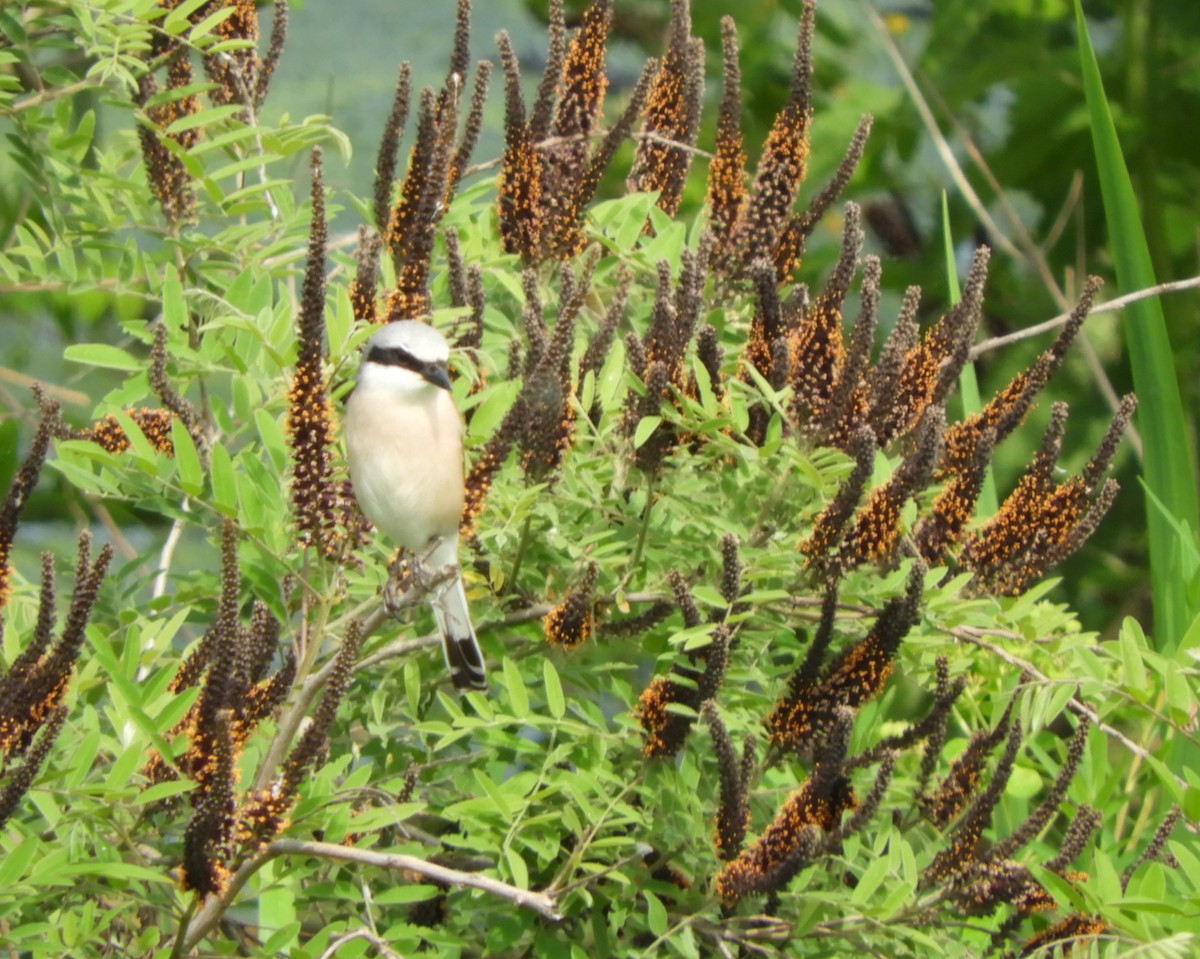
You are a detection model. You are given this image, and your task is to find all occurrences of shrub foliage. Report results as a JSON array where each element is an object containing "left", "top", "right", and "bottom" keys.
[{"left": 0, "top": 1, "right": 1196, "bottom": 957}]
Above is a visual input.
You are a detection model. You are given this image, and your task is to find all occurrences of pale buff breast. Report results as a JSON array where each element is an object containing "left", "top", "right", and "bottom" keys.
[{"left": 345, "top": 385, "right": 465, "bottom": 549}]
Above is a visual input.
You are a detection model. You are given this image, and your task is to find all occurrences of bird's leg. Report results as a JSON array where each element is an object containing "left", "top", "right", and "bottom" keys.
[
  {"left": 382, "top": 540, "right": 458, "bottom": 615},
  {"left": 415, "top": 537, "right": 461, "bottom": 603},
  {"left": 382, "top": 550, "right": 419, "bottom": 614}
]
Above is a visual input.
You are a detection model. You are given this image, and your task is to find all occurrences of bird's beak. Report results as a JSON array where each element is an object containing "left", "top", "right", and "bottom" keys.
[{"left": 423, "top": 362, "right": 452, "bottom": 392}]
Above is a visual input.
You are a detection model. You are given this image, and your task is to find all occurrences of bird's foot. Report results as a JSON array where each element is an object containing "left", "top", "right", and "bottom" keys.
[{"left": 382, "top": 544, "right": 458, "bottom": 615}]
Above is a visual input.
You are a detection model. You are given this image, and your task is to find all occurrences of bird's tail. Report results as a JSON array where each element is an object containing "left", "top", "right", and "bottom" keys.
[{"left": 433, "top": 570, "right": 487, "bottom": 691}]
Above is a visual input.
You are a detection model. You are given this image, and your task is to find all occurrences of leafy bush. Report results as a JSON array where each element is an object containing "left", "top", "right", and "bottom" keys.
[{"left": 0, "top": 1, "right": 1196, "bottom": 957}]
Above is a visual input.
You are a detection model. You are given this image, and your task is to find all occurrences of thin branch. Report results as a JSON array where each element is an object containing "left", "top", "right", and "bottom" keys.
[
  {"left": 463, "top": 129, "right": 712, "bottom": 177},
  {"left": 180, "top": 846, "right": 274, "bottom": 951},
  {"left": 971, "top": 274, "right": 1200, "bottom": 357},
  {"left": 152, "top": 504, "right": 189, "bottom": 601},
  {"left": 317, "top": 930, "right": 404, "bottom": 959},
  {"left": 950, "top": 625, "right": 1186, "bottom": 788},
  {"left": 4, "top": 77, "right": 103, "bottom": 115},
  {"left": 269, "top": 840, "right": 561, "bottom": 920}
]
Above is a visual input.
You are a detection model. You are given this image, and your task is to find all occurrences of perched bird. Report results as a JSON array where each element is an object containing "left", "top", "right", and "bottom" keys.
[{"left": 344, "top": 320, "right": 487, "bottom": 691}]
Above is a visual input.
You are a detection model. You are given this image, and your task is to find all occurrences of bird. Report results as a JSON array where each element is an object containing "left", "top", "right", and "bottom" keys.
[{"left": 344, "top": 320, "right": 487, "bottom": 691}]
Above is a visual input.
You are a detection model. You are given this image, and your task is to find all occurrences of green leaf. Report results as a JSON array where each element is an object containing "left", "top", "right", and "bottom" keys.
[
  {"left": 851, "top": 855, "right": 892, "bottom": 906},
  {"left": 0, "top": 836, "right": 40, "bottom": 887},
  {"left": 1119, "top": 617, "right": 1149, "bottom": 689},
  {"left": 162, "top": 275, "right": 187, "bottom": 328},
  {"left": 504, "top": 846, "right": 529, "bottom": 889},
  {"left": 171, "top": 417, "right": 203, "bottom": 495},
  {"left": 134, "top": 780, "right": 196, "bottom": 806},
  {"left": 62, "top": 343, "right": 140, "bottom": 371},
  {"left": 209, "top": 442, "right": 237, "bottom": 515},
  {"left": 633, "top": 416, "right": 662, "bottom": 449},
  {"left": 644, "top": 889, "right": 668, "bottom": 937},
  {"left": 373, "top": 885, "right": 441, "bottom": 905},
  {"left": 503, "top": 656, "right": 529, "bottom": 718},
  {"left": 544, "top": 658, "right": 565, "bottom": 719}
]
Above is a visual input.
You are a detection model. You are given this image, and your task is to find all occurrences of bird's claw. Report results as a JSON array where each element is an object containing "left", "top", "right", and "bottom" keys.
[{"left": 382, "top": 544, "right": 458, "bottom": 615}]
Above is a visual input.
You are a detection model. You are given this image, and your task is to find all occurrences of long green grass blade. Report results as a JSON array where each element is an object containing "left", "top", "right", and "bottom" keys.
[{"left": 1076, "top": 1, "right": 1200, "bottom": 652}]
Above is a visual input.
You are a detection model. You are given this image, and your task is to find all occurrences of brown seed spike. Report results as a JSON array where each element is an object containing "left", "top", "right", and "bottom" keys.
[
  {"left": 867, "top": 286, "right": 922, "bottom": 446},
  {"left": 788, "top": 203, "right": 862, "bottom": 427},
  {"left": 628, "top": 2, "right": 704, "bottom": 219},
  {"left": 135, "top": 63, "right": 197, "bottom": 227},
  {"left": 150, "top": 324, "right": 202, "bottom": 447},
  {"left": 926, "top": 718, "right": 1022, "bottom": 881},
  {"left": 74, "top": 408, "right": 177, "bottom": 457},
  {"left": 200, "top": 0, "right": 260, "bottom": 111},
  {"left": 182, "top": 711, "right": 237, "bottom": 896},
  {"left": 744, "top": 259, "right": 786, "bottom": 385},
  {"left": 707, "top": 17, "right": 746, "bottom": 262},
  {"left": 564, "top": 57, "right": 656, "bottom": 252},
  {"left": 286, "top": 150, "right": 340, "bottom": 556},
  {"left": 1082, "top": 393, "right": 1137, "bottom": 489},
  {"left": 821, "top": 254, "right": 881, "bottom": 447},
  {"left": 732, "top": 1, "right": 815, "bottom": 268},
  {"left": 349, "top": 227, "right": 383, "bottom": 324},
  {"left": 932, "top": 249, "right": 992, "bottom": 408},
  {"left": 1020, "top": 913, "right": 1106, "bottom": 957},
  {"left": 0, "top": 395, "right": 60, "bottom": 610},
  {"left": 253, "top": 0, "right": 288, "bottom": 110},
  {"left": 668, "top": 569, "right": 701, "bottom": 629},
  {"left": 543, "top": 564, "right": 599, "bottom": 649},
  {"left": 1046, "top": 804, "right": 1102, "bottom": 876},
  {"left": 801, "top": 426, "right": 876, "bottom": 566},
  {"left": 496, "top": 33, "right": 544, "bottom": 260},
  {"left": 635, "top": 671, "right": 698, "bottom": 758},
  {"left": 448, "top": 60, "right": 492, "bottom": 195},
  {"left": 553, "top": 0, "right": 612, "bottom": 141},
  {"left": 529, "top": 0, "right": 567, "bottom": 143},
  {"left": 922, "top": 699, "right": 1014, "bottom": 827},
  {"left": 540, "top": 0, "right": 612, "bottom": 258},
  {"left": 280, "top": 620, "right": 365, "bottom": 797},
  {"left": 374, "top": 62, "right": 412, "bottom": 235},
  {"left": 841, "top": 406, "right": 944, "bottom": 568},
  {"left": 789, "top": 114, "right": 874, "bottom": 257},
  {"left": 387, "top": 87, "right": 437, "bottom": 274},
  {"left": 389, "top": 83, "right": 459, "bottom": 321},
  {"left": 445, "top": 0, "right": 472, "bottom": 92},
  {"left": 715, "top": 714, "right": 854, "bottom": 906},
  {"left": 1121, "top": 805, "right": 1181, "bottom": 891},
  {"left": 703, "top": 702, "right": 750, "bottom": 862},
  {"left": 0, "top": 704, "right": 66, "bottom": 831},
  {"left": 992, "top": 717, "right": 1090, "bottom": 861},
  {"left": 960, "top": 404, "right": 1069, "bottom": 583},
  {"left": 913, "top": 426, "right": 995, "bottom": 565},
  {"left": 943, "top": 275, "right": 1101, "bottom": 475},
  {"left": 769, "top": 567, "right": 922, "bottom": 753}
]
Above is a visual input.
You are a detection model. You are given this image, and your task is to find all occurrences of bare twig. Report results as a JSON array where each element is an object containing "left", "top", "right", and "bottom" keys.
[
  {"left": 271, "top": 840, "right": 561, "bottom": 919},
  {"left": 950, "top": 625, "right": 1187, "bottom": 788},
  {"left": 4, "top": 78, "right": 102, "bottom": 114},
  {"left": 180, "top": 847, "right": 274, "bottom": 951},
  {"left": 180, "top": 836, "right": 560, "bottom": 950},
  {"left": 971, "top": 274, "right": 1200, "bottom": 357},
  {"left": 153, "top": 505, "right": 189, "bottom": 601},
  {"left": 317, "top": 930, "right": 405, "bottom": 959}
]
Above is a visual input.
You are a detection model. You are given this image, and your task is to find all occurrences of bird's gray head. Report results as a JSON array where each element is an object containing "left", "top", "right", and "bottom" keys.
[{"left": 358, "top": 321, "right": 452, "bottom": 392}]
